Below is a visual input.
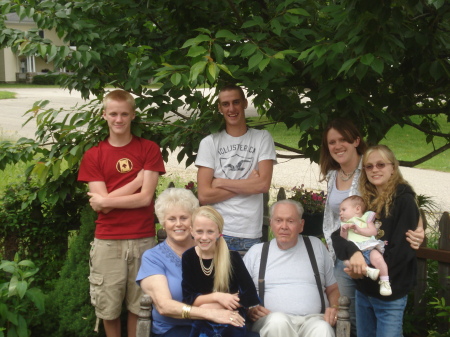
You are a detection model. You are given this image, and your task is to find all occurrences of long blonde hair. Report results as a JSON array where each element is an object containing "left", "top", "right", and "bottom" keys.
[
  {"left": 191, "top": 206, "right": 232, "bottom": 293},
  {"left": 359, "top": 145, "right": 410, "bottom": 216}
]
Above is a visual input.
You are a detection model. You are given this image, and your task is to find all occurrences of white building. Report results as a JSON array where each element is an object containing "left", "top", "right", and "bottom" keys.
[{"left": 0, "top": 13, "right": 68, "bottom": 83}]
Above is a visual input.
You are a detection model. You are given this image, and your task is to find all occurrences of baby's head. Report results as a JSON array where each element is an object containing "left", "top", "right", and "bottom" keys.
[{"left": 339, "top": 196, "right": 366, "bottom": 222}]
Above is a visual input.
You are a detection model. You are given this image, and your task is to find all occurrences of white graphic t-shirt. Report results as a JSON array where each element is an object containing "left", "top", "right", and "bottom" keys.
[{"left": 195, "top": 129, "right": 276, "bottom": 238}]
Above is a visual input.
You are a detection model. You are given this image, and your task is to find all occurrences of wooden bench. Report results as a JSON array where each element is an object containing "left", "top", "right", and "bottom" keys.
[{"left": 136, "top": 294, "right": 351, "bottom": 337}]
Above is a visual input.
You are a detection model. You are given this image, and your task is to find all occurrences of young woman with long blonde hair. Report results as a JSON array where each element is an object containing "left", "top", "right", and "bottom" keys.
[
  {"left": 332, "top": 145, "right": 419, "bottom": 337},
  {"left": 182, "top": 206, "right": 259, "bottom": 337},
  {"left": 320, "top": 119, "right": 424, "bottom": 336}
]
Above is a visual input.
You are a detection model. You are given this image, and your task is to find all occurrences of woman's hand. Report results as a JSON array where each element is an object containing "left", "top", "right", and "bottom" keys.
[
  {"left": 406, "top": 216, "right": 425, "bottom": 250},
  {"left": 345, "top": 251, "right": 367, "bottom": 278},
  {"left": 214, "top": 292, "right": 241, "bottom": 310},
  {"left": 212, "top": 309, "right": 245, "bottom": 327}
]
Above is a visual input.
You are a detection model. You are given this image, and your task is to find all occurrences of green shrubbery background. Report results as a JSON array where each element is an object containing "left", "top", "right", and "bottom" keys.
[
  {"left": 35, "top": 205, "right": 103, "bottom": 337},
  {"left": 0, "top": 174, "right": 448, "bottom": 336},
  {"left": 32, "top": 74, "right": 58, "bottom": 85},
  {"left": 32, "top": 74, "right": 71, "bottom": 85}
]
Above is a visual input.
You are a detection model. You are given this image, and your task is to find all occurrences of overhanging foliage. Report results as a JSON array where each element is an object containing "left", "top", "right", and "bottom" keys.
[{"left": 0, "top": 0, "right": 449, "bottom": 206}]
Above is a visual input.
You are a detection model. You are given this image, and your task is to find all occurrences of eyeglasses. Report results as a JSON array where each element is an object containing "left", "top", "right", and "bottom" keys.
[{"left": 363, "top": 163, "right": 393, "bottom": 171}]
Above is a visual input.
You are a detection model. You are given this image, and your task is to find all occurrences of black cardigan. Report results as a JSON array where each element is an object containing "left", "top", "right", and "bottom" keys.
[
  {"left": 332, "top": 184, "right": 419, "bottom": 300},
  {"left": 181, "top": 247, "right": 260, "bottom": 310}
]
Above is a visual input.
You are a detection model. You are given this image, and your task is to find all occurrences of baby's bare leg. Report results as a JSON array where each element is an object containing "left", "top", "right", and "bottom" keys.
[{"left": 370, "top": 250, "right": 388, "bottom": 277}]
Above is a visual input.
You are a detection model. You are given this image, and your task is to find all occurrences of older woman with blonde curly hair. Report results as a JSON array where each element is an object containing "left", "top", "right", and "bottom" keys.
[
  {"left": 332, "top": 145, "right": 420, "bottom": 337},
  {"left": 136, "top": 188, "right": 249, "bottom": 337}
]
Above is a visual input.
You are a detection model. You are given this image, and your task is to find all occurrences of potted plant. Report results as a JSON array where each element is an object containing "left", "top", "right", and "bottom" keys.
[{"left": 289, "top": 185, "right": 327, "bottom": 237}]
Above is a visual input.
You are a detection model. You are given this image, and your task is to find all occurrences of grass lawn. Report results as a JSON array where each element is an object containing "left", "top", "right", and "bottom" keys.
[
  {"left": 0, "top": 83, "right": 59, "bottom": 89},
  {"left": 248, "top": 115, "right": 450, "bottom": 173},
  {"left": 380, "top": 115, "right": 450, "bottom": 172},
  {"left": 0, "top": 83, "right": 162, "bottom": 89},
  {"left": 0, "top": 91, "right": 16, "bottom": 99}
]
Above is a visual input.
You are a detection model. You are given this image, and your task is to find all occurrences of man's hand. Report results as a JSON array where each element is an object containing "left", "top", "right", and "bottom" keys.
[
  {"left": 87, "top": 192, "right": 105, "bottom": 212},
  {"left": 247, "top": 305, "right": 271, "bottom": 322},
  {"left": 248, "top": 169, "right": 260, "bottom": 179},
  {"left": 211, "top": 178, "right": 225, "bottom": 189},
  {"left": 323, "top": 306, "right": 338, "bottom": 327},
  {"left": 134, "top": 169, "right": 144, "bottom": 186},
  {"left": 212, "top": 169, "right": 259, "bottom": 189}
]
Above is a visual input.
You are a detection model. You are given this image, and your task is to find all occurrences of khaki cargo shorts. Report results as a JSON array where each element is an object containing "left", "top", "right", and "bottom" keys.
[{"left": 88, "top": 237, "right": 156, "bottom": 320}]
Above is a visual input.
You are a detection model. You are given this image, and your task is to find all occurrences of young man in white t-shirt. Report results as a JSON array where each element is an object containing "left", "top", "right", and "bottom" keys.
[{"left": 195, "top": 84, "right": 277, "bottom": 251}]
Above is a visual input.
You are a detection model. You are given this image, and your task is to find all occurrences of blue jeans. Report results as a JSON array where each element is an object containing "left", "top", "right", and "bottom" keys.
[
  {"left": 223, "top": 235, "right": 261, "bottom": 251},
  {"left": 334, "top": 259, "right": 357, "bottom": 337},
  {"left": 363, "top": 250, "right": 371, "bottom": 265},
  {"left": 356, "top": 290, "right": 407, "bottom": 337}
]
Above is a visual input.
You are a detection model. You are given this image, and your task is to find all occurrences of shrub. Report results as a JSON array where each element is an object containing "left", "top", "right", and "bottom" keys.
[
  {"left": 37, "top": 205, "right": 105, "bottom": 337},
  {"left": 0, "top": 254, "right": 45, "bottom": 337},
  {"left": 0, "top": 180, "right": 87, "bottom": 292},
  {"left": 32, "top": 74, "right": 59, "bottom": 85}
]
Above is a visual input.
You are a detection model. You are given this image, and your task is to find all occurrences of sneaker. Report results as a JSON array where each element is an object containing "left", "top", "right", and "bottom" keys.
[
  {"left": 365, "top": 267, "right": 380, "bottom": 281},
  {"left": 379, "top": 280, "right": 392, "bottom": 296}
]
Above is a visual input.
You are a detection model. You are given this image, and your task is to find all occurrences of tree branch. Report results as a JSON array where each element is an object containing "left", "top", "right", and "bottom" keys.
[
  {"left": 274, "top": 142, "right": 306, "bottom": 159},
  {"left": 405, "top": 105, "right": 449, "bottom": 116},
  {"left": 169, "top": 110, "right": 189, "bottom": 120},
  {"left": 399, "top": 143, "right": 450, "bottom": 167},
  {"left": 145, "top": 14, "right": 163, "bottom": 32},
  {"left": 403, "top": 120, "right": 450, "bottom": 138}
]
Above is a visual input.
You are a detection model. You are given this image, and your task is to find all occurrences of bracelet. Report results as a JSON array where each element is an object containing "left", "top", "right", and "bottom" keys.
[
  {"left": 181, "top": 304, "right": 192, "bottom": 319},
  {"left": 331, "top": 304, "right": 339, "bottom": 309}
]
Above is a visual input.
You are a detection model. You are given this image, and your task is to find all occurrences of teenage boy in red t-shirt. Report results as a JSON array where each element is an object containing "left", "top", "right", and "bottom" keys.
[{"left": 78, "top": 89, "right": 165, "bottom": 337}]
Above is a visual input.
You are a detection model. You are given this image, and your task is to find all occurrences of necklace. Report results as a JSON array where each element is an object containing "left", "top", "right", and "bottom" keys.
[
  {"left": 199, "top": 252, "right": 214, "bottom": 276},
  {"left": 340, "top": 168, "right": 356, "bottom": 181}
]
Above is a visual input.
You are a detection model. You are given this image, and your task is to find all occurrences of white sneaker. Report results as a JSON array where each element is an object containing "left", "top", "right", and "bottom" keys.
[
  {"left": 365, "top": 267, "right": 380, "bottom": 281},
  {"left": 379, "top": 280, "right": 392, "bottom": 296}
]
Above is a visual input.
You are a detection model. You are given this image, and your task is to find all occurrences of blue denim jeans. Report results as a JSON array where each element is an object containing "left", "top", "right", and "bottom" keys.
[
  {"left": 334, "top": 259, "right": 357, "bottom": 337},
  {"left": 356, "top": 290, "right": 407, "bottom": 337},
  {"left": 362, "top": 250, "right": 372, "bottom": 265},
  {"left": 223, "top": 235, "right": 261, "bottom": 251}
]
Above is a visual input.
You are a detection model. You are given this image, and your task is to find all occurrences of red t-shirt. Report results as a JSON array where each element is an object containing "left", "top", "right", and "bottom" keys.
[{"left": 78, "top": 136, "right": 165, "bottom": 239}]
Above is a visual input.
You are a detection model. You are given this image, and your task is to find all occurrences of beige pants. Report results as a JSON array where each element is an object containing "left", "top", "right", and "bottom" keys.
[
  {"left": 88, "top": 237, "right": 156, "bottom": 320},
  {"left": 252, "top": 312, "right": 335, "bottom": 337}
]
